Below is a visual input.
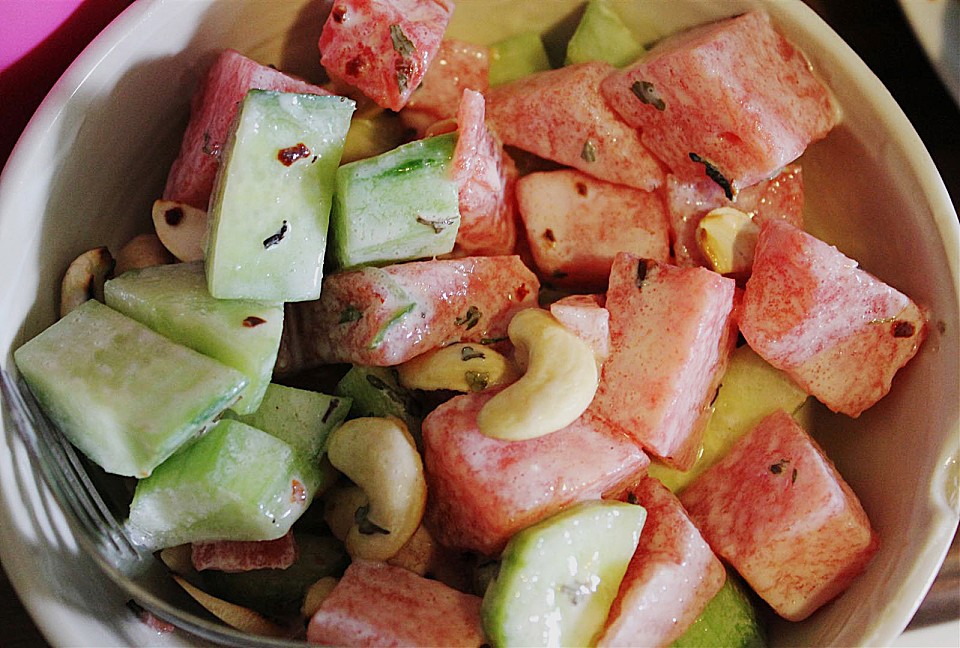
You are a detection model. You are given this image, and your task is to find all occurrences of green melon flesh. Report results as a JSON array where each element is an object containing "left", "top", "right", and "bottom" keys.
[
  {"left": 335, "top": 365, "right": 422, "bottom": 444},
  {"left": 565, "top": 0, "right": 646, "bottom": 67},
  {"left": 127, "top": 419, "right": 313, "bottom": 550},
  {"left": 671, "top": 570, "right": 766, "bottom": 648},
  {"left": 13, "top": 300, "right": 246, "bottom": 478},
  {"left": 206, "top": 90, "right": 355, "bottom": 302},
  {"left": 481, "top": 500, "right": 646, "bottom": 648},
  {"left": 104, "top": 261, "right": 282, "bottom": 415},
  {"left": 489, "top": 31, "right": 552, "bottom": 86},
  {"left": 329, "top": 132, "right": 460, "bottom": 269}
]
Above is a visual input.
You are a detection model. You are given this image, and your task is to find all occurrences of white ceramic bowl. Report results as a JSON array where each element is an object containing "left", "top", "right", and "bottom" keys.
[{"left": 0, "top": 1, "right": 957, "bottom": 646}]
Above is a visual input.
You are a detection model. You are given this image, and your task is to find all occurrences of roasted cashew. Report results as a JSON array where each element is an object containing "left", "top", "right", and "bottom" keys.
[
  {"left": 397, "top": 343, "right": 519, "bottom": 393},
  {"left": 323, "top": 484, "right": 368, "bottom": 543},
  {"left": 477, "top": 308, "right": 598, "bottom": 441},
  {"left": 60, "top": 247, "right": 115, "bottom": 318},
  {"left": 325, "top": 417, "right": 426, "bottom": 561},
  {"left": 696, "top": 206, "right": 760, "bottom": 275},
  {"left": 301, "top": 576, "right": 339, "bottom": 618},
  {"left": 114, "top": 232, "right": 175, "bottom": 276},
  {"left": 152, "top": 199, "right": 208, "bottom": 262}
]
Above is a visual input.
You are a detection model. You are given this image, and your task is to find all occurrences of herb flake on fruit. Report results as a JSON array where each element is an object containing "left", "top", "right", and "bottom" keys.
[
  {"left": 242, "top": 316, "right": 267, "bottom": 328},
  {"left": 769, "top": 458, "right": 789, "bottom": 475},
  {"left": 455, "top": 305, "right": 481, "bottom": 330},
  {"left": 581, "top": 139, "right": 597, "bottom": 163},
  {"left": 630, "top": 80, "right": 666, "bottom": 111},
  {"left": 636, "top": 259, "right": 649, "bottom": 288},
  {"left": 689, "top": 153, "right": 734, "bottom": 200},
  {"left": 263, "top": 220, "right": 289, "bottom": 249},
  {"left": 461, "top": 346, "right": 485, "bottom": 361},
  {"left": 416, "top": 215, "right": 456, "bottom": 233},
  {"left": 339, "top": 306, "right": 363, "bottom": 324}
]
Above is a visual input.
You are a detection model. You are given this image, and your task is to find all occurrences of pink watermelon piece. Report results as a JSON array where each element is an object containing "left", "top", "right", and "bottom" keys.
[
  {"left": 190, "top": 531, "right": 297, "bottom": 573},
  {"left": 598, "top": 477, "right": 725, "bottom": 647},
  {"left": 666, "top": 164, "right": 805, "bottom": 267},
  {"left": 402, "top": 39, "right": 490, "bottom": 135},
  {"left": 162, "top": 49, "right": 330, "bottom": 210},
  {"left": 601, "top": 11, "right": 838, "bottom": 194},
  {"left": 288, "top": 255, "right": 539, "bottom": 367},
  {"left": 486, "top": 61, "right": 665, "bottom": 191},
  {"left": 306, "top": 559, "right": 485, "bottom": 647},
  {"left": 318, "top": 0, "right": 454, "bottom": 112},
  {"left": 680, "top": 410, "right": 880, "bottom": 621},
  {"left": 592, "top": 254, "right": 736, "bottom": 470},
  {"left": 549, "top": 294, "right": 611, "bottom": 360},
  {"left": 516, "top": 169, "right": 670, "bottom": 290},
  {"left": 740, "top": 220, "right": 927, "bottom": 417},
  {"left": 449, "top": 89, "right": 518, "bottom": 256},
  {"left": 423, "top": 390, "right": 649, "bottom": 556}
]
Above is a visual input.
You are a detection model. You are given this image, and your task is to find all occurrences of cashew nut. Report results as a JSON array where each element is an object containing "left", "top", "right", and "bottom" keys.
[
  {"left": 325, "top": 417, "right": 426, "bottom": 561},
  {"left": 114, "top": 232, "right": 175, "bottom": 276},
  {"left": 60, "top": 247, "right": 115, "bottom": 318},
  {"left": 696, "top": 206, "right": 760, "bottom": 275},
  {"left": 301, "top": 576, "right": 339, "bottom": 619},
  {"left": 477, "top": 308, "right": 598, "bottom": 441},
  {"left": 323, "top": 484, "right": 368, "bottom": 543},
  {"left": 152, "top": 199, "right": 208, "bottom": 262},
  {"left": 397, "top": 343, "right": 519, "bottom": 393}
]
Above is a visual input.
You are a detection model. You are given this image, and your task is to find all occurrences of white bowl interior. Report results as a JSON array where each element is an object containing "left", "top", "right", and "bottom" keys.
[{"left": 0, "top": 0, "right": 957, "bottom": 646}]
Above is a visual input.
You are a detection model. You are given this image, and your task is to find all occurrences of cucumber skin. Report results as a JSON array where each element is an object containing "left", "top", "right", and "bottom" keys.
[
  {"left": 13, "top": 300, "right": 246, "bottom": 478},
  {"left": 481, "top": 500, "right": 646, "bottom": 648},
  {"left": 206, "top": 90, "right": 355, "bottom": 302},
  {"left": 489, "top": 32, "right": 552, "bottom": 86},
  {"left": 671, "top": 570, "right": 767, "bottom": 648},
  {"left": 104, "top": 261, "right": 283, "bottom": 415},
  {"left": 127, "top": 419, "right": 313, "bottom": 550},
  {"left": 330, "top": 132, "right": 460, "bottom": 270}
]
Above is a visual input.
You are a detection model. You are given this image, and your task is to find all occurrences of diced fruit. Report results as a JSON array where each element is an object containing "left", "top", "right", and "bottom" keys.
[
  {"left": 104, "top": 261, "right": 282, "bottom": 415},
  {"left": 335, "top": 365, "right": 422, "bottom": 442},
  {"left": 127, "top": 419, "right": 314, "bottom": 549},
  {"left": 740, "top": 220, "right": 927, "bottom": 417},
  {"left": 680, "top": 410, "right": 880, "bottom": 621},
  {"left": 318, "top": 0, "right": 454, "bottom": 111},
  {"left": 516, "top": 169, "right": 670, "bottom": 290},
  {"left": 206, "top": 90, "right": 354, "bottom": 301},
  {"left": 488, "top": 31, "right": 551, "bottom": 86},
  {"left": 13, "top": 300, "right": 246, "bottom": 478},
  {"left": 403, "top": 39, "right": 491, "bottom": 132},
  {"left": 549, "top": 294, "right": 611, "bottom": 360},
  {"left": 163, "top": 49, "right": 331, "bottom": 210},
  {"left": 598, "top": 477, "right": 725, "bottom": 647},
  {"left": 565, "top": 0, "right": 645, "bottom": 67},
  {"left": 199, "top": 534, "right": 349, "bottom": 620},
  {"left": 330, "top": 132, "right": 460, "bottom": 269},
  {"left": 696, "top": 207, "right": 760, "bottom": 276},
  {"left": 192, "top": 530, "right": 298, "bottom": 573},
  {"left": 340, "top": 109, "right": 409, "bottom": 164},
  {"left": 601, "top": 12, "right": 838, "bottom": 192},
  {"left": 487, "top": 61, "right": 664, "bottom": 191},
  {"left": 307, "top": 559, "right": 485, "bottom": 647},
  {"left": 670, "top": 570, "right": 766, "bottom": 648},
  {"left": 648, "top": 344, "right": 809, "bottom": 493},
  {"left": 593, "top": 254, "right": 736, "bottom": 470},
  {"left": 287, "top": 255, "right": 539, "bottom": 366},
  {"left": 422, "top": 390, "right": 649, "bottom": 555},
  {"left": 481, "top": 501, "right": 646, "bottom": 648}
]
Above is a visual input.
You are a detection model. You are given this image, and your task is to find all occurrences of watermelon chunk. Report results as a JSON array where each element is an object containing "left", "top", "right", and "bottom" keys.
[
  {"left": 192, "top": 531, "right": 298, "bottom": 573},
  {"left": 516, "top": 169, "right": 670, "bottom": 290},
  {"left": 600, "top": 11, "right": 838, "bottom": 194},
  {"left": 486, "top": 61, "right": 665, "bottom": 191},
  {"left": 422, "top": 390, "right": 649, "bottom": 556},
  {"left": 598, "top": 477, "right": 725, "bottom": 647},
  {"left": 549, "top": 294, "right": 611, "bottom": 361},
  {"left": 163, "top": 49, "right": 330, "bottom": 210},
  {"left": 286, "top": 255, "right": 539, "bottom": 367},
  {"left": 666, "top": 164, "right": 804, "bottom": 268},
  {"left": 318, "top": 0, "right": 454, "bottom": 112},
  {"left": 592, "top": 254, "right": 736, "bottom": 470},
  {"left": 679, "top": 410, "right": 880, "bottom": 621},
  {"left": 402, "top": 39, "right": 490, "bottom": 134},
  {"left": 306, "top": 559, "right": 485, "bottom": 647},
  {"left": 740, "top": 220, "right": 927, "bottom": 417}
]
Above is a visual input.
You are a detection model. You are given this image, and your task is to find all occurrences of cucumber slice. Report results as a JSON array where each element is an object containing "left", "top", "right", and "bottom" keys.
[
  {"left": 341, "top": 111, "right": 410, "bottom": 164},
  {"left": 481, "top": 500, "right": 645, "bottom": 648},
  {"left": 127, "top": 419, "right": 313, "bottom": 549},
  {"left": 104, "top": 261, "right": 282, "bottom": 415},
  {"left": 565, "top": 0, "right": 646, "bottom": 68},
  {"left": 671, "top": 570, "right": 766, "bottom": 648},
  {"left": 335, "top": 365, "right": 422, "bottom": 444},
  {"left": 206, "top": 90, "right": 355, "bottom": 301},
  {"left": 329, "top": 132, "right": 460, "bottom": 270},
  {"left": 13, "top": 300, "right": 246, "bottom": 478},
  {"left": 489, "top": 32, "right": 552, "bottom": 86}
]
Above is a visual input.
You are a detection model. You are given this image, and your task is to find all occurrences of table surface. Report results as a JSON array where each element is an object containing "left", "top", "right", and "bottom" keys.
[{"left": 1, "top": 0, "right": 958, "bottom": 646}]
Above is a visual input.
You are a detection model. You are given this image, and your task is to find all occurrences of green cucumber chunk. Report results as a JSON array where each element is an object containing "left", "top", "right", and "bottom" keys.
[
  {"left": 330, "top": 132, "right": 460, "bottom": 269},
  {"left": 481, "top": 500, "right": 646, "bottom": 648},
  {"left": 127, "top": 419, "right": 313, "bottom": 549},
  {"left": 335, "top": 365, "right": 422, "bottom": 444},
  {"left": 13, "top": 300, "right": 246, "bottom": 478},
  {"left": 104, "top": 261, "right": 282, "bottom": 415},
  {"left": 489, "top": 31, "right": 552, "bottom": 86},
  {"left": 671, "top": 570, "right": 766, "bottom": 648},
  {"left": 340, "top": 110, "right": 410, "bottom": 164},
  {"left": 565, "top": 0, "right": 646, "bottom": 67},
  {"left": 648, "top": 344, "right": 809, "bottom": 493},
  {"left": 206, "top": 90, "right": 355, "bottom": 301}
]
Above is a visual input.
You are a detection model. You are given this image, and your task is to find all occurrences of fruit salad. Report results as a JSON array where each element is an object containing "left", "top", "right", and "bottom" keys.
[{"left": 13, "top": 1, "right": 929, "bottom": 646}]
